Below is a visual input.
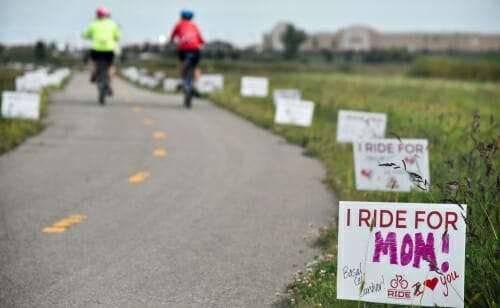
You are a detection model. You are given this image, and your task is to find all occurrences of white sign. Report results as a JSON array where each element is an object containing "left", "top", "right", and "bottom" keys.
[
  {"left": 198, "top": 74, "right": 224, "bottom": 93},
  {"left": 273, "top": 88, "right": 301, "bottom": 106},
  {"left": 337, "top": 110, "right": 387, "bottom": 142},
  {"left": 1, "top": 91, "right": 40, "bottom": 120},
  {"left": 240, "top": 76, "right": 268, "bottom": 97},
  {"left": 337, "top": 201, "right": 466, "bottom": 307},
  {"left": 353, "top": 139, "right": 429, "bottom": 192},
  {"left": 163, "top": 78, "right": 181, "bottom": 91},
  {"left": 274, "top": 99, "right": 315, "bottom": 127}
]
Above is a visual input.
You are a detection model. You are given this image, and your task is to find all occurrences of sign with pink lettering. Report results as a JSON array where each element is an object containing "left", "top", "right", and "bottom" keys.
[
  {"left": 337, "top": 201, "right": 466, "bottom": 307},
  {"left": 337, "top": 110, "right": 387, "bottom": 143},
  {"left": 353, "top": 138, "right": 430, "bottom": 192}
]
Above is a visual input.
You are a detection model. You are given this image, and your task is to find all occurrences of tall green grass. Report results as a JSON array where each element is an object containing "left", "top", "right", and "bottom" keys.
[
  {"left": 208, "top": 72, "right": 499, "bottom": 307},
  {"left": 410, "top": 56, "right": 500, "bottom": 81}
]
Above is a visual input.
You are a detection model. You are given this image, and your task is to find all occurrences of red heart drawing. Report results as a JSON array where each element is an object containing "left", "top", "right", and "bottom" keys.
[
  {"left": 361, "top": 169, "right": 372, "bottom": 179},
  {"left": 424, "top": 278, "right": 438, "bottom": 291},
  {"left": 405, "top": 157, "right": 416, "bottom": 164}
]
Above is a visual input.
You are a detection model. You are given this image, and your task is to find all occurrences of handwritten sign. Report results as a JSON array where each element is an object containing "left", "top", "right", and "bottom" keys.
[
  {"left": 274, "top": 99, "right": 315, "bottom": 127},
  {"left": 163, "top": 78, "right": 181, "bottom": 91},
  {"left": 1, "top": 91, "right": 40, "bottom": 120},
  {"left": 240, "top": 76, "right": 269, "bottom": 97},
  {"left": 198, "top": 74, "right": 224, "bottom": 93},
  {"left": 273, "top": 88, "right": 301, "bottom": 106},
  {"left": 353, "top": 139, "right": 430, "bottom": 192},
  {"left": 337, "top": 110, "right": 387, "bottom": 143},
  {"left": 337, "top": 201, "right": 466, "bottom": 307}
]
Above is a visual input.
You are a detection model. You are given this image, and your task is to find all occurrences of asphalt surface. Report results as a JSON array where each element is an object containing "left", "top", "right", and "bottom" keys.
[{"left": 0, "top": 73, "right": 334, "bottom": 307}]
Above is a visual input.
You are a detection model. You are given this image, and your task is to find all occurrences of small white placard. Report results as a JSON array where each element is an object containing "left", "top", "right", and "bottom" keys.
[
  {"left": 273, "top": 88, "right": 301, "bottom": 106},
  {"left": 274, "top": 99, "right": 315, "bottom": 127},
  {"left": 353, "top": 138, "right": 430, "bottom": 192},
  {"left": 337, "top": 110, "right": 387, "bottom": 142},
  {"left": 198, "top": 74, "right": 224, "bottom": 93},
  {"left": 240, "top": 76, "right": 269, "bottom": 97},
  {"left": 163, "top": 78, "right": 181, "bottom": 91},
  {"left": 1, "top": 91, "right": 40, "bottom": 120},
  {"left": 337, "top": 201, "right": 466, "bottom": 307}
]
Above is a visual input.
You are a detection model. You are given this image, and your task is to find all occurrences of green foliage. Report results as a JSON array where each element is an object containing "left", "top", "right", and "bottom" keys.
[
  {"left": 363, "top": 49, "right": 413, "bottom": 63},
  {"left": 281, "top": 24, "right": 307, "bottom": 60},
  {"left": 208, "top": 71, "right": 499, "bottom": 307},
  {"left": 34, "top": 40, "right": 48, "bottom": 63},
  {"left": 410, "top": 56, "right": 500, "bottom": 81}
]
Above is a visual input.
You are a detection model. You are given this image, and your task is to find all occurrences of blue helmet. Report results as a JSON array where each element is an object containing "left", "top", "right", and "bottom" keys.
[{"left": 181, "top": 9, "right": 194, "bottom": 20}]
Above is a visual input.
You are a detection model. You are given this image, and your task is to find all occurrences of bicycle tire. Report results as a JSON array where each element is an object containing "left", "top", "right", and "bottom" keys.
[
  {"left": 184, "top": 89, "right": 192, "bottom": 108},
  {"left": 99, "top": 86, "right": 106, "bottom": 105}
]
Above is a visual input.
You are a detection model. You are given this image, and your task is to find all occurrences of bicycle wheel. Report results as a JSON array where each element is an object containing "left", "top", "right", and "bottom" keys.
[
  {"left": 98, "top": 84, "right": 106, "bottom": 105},
  {"left": 95, "top": 60, "right": 110, "bottom": 105},
  {"left": 183, "top": 70, "right": 194, "bottom": 109}
]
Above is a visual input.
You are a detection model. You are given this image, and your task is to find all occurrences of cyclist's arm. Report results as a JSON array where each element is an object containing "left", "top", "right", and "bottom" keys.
[
  {"left": 195, "top": 25, "right": 205, "bottom": 45},
  {"left": 82, "top": 23, "right": 94, "bottom": 39},
  {"left": 113, "top": 23, "right": 121, "bottom": 42},
  {"left": 169, "top": 25, "right": 179, "bottom": 43}
]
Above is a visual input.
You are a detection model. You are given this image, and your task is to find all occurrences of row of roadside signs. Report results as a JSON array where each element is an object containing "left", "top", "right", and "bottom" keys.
[
  {"left": 1, "top": 67, "right": 70, "bottom": 120},
  {"left": 121, "top": 66, "right": 224, "bottom": 94},
  {"left": 237, "top": 78, "right": 461, "bottom": 307},
  {"left": 241, "top": 75, "right": 429, "bottom": 193}
]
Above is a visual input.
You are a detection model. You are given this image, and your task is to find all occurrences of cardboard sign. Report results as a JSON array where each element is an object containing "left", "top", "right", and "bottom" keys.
[
  {"left": 163, "top": 78, "right": 181, "bottom": 91},
  {"left": 122, "top": 67, "right": 140, "bottom": 82},
  {"left": 198, "top": 74, "right": 224, "bottom": 93},
  {"left": 274, "top": 99, "right": 315, "bottom": 127},
  {"left": 337, "top": 201, "right": 466, "bottom": 307},
  {"left": 1, "top": 91, "right": 40, "bottom": 120},
  {"left": 353, "top": 139, "right": 429, "bottom": 192},
  {"left": 273, "top": 88, "right": 301, "bottom": 106},
  {"left": 240, "top": 76, "right": 268, "bottom": 97},
  {"left": 337, "top": 110, "right": 387, "bottom": 143}
]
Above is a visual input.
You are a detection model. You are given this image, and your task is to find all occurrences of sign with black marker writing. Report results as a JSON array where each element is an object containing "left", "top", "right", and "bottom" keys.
[
  {"left": 353, "top": 139, "right": 430, "bottom": 192},
  {"left": 337, "top": 110, "right": 387, "bottom": 143}
]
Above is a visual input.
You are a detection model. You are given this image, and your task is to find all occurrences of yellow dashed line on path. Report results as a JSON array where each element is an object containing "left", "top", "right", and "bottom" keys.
[
  {"left": 42, "top": 215, "right": 87, "bottom": 233},
  {"left": 133, "top": 106, "right": 143, "bottom": 113},
  {"left": 144, "top": 118, "right": 154, "bottom": 126},
  {"left": 128, "top": 172, "right": 151, "bottom": 183},
  {"left": 42, "top": 227, "right": 66, "bottom": 233},
  {"left": 153, "top": 131, "right": 166, "bottom": 139},
  {"left": 153, "top": 148, "right": 167, "bottom": 157}
]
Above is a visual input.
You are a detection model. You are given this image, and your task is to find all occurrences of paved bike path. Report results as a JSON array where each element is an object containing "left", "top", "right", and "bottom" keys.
[{"left": 0, "top": 73, "right": 334, "bottom": 307}]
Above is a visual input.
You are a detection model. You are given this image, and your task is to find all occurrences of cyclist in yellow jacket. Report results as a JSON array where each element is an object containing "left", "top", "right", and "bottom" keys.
[{"left": 83, "top": 7, "right": 121, "bottom": 94}]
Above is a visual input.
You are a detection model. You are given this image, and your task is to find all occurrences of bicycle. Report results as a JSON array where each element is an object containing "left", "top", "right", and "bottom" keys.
[
  {"left": 94, "top": 59, "right": 111, "bottom": 105},
  {"left": 181, "top": 51, "right": 197, "bottom": 109}
]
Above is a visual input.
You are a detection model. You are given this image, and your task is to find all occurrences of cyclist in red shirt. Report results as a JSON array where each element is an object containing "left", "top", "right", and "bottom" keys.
[{"left": 170, "top": 9, "right": 205, "bottom": 89}]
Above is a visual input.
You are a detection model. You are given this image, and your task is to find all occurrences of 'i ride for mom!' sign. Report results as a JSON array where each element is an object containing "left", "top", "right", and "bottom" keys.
[
  {"left": 353, "top": 138, "right": 430, "bottom": 192},
  {"left": 337, "top": 201, "right": 466, "bottom": 307}
]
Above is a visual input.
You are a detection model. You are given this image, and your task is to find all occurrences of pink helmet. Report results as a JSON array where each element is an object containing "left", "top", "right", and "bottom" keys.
[{"left": 96, "top": 7, "right": 109, "bottom": 18}]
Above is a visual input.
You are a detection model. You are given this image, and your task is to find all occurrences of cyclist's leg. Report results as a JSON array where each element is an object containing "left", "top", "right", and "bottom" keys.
[
  {"left": 192, "top": 50, "right": 201, "bottom": 96},
  {"left": 105, "top": 52, "right": 115, "bottom": 95},
  {"left": 89, "top": 50, "right": 97, "bottom": 82}
]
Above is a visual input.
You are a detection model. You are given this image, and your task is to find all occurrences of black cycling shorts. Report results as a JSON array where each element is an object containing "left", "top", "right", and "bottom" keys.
[
  {"left": 178, "top": 50, "right": 201, "bottom": 66},
  {"left": 90, "top": 50, "right": 115, "bottom": 65}
]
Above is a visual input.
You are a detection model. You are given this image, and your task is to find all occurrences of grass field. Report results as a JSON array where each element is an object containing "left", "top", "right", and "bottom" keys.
[{"left": 205, "top": 71, "right": 499, "bottom": 307}]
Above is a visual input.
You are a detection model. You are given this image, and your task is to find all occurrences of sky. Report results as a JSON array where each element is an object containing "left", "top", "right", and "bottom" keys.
[{"left": 1, "top": 0, "right": 499, "bottom": 48}]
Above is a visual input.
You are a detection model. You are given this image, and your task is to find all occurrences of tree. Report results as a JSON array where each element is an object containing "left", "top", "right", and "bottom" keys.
[
  {"left": 34, "top": 40, "right": 47, "bottom": 63},
  {"left": 281, "top": 24, "right": 306, "bottom": 60}
]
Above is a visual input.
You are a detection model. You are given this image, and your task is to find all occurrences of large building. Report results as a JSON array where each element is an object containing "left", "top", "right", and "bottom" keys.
[{"left": 263, "top": 23, "right": 500, "bottom": 53}]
